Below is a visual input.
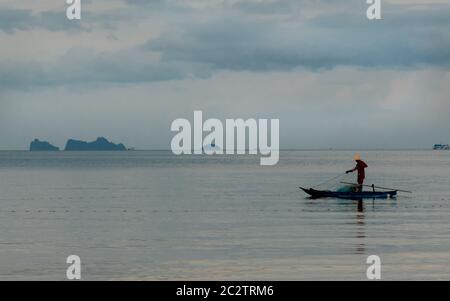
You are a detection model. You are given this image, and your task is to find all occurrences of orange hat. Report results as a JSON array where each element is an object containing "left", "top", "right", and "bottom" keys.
[{"left": 354, "top": 153, "right": 361, "bottom": 161}]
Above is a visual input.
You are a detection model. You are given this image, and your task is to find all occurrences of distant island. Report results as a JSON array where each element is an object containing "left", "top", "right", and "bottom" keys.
[
  {"left": 29, "top": 137, "right": 129, "bottom": 151},
  {"left": 30, "top": 139, "right": 60, "bottom": 151},
  {"left": 64, "top": 137, "right": 127, "bottom": 151}
]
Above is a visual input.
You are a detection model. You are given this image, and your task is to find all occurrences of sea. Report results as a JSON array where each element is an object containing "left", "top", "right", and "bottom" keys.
[{"left": 0, "top": 150, "right": 449, "bottom": 280}]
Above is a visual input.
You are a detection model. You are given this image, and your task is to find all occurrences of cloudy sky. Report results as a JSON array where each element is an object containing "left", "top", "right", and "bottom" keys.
[{"left": 0, "top": 0, "right": 449, "bottom": 150}]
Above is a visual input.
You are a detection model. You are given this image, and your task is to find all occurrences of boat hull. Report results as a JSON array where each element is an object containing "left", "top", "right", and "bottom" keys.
[{"left": 300, "top": 187, "right": 397, "bottom": 200}]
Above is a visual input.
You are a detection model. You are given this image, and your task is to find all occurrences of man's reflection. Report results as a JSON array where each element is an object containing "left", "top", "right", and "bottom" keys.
[{"left": 355, "top": 200, "right": 366, "bottom": 254}]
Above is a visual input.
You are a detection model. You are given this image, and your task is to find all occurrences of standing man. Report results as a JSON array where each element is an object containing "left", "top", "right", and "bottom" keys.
[{"left": 346, "top": 154, "right": 368, "bottom": 192}]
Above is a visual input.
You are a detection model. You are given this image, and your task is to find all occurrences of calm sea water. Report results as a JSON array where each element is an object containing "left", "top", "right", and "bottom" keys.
[{"left": 0, "top": 150, "right": 449, "bottom": 280}]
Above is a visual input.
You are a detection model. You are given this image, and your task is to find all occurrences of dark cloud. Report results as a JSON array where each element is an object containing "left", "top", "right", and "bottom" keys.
[
  {"left": 122, "top": 0, "right": 190, "bottom": 13},
  {"left": 0, "top": 48, "right": 212, "bottom": 90},
  {"left": 1, "top": 1, "right": 449, "bottom": 90},
  {"left": 124, "top": 0, "right": 166, "bottom": 7},
  {"left": 146, "top": 5, "right": 450, "bottom": 71},
  {"left": 0, "top": 8, "right": 31, "bottom": 33},
  {"left": 0, "top": 8, "right": 85, "bottom": 33},
  {"left": 231, "top": 0, "right": 356, "bottom": 15}
]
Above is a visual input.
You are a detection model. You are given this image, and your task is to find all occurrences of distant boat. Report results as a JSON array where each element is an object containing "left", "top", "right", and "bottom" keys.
[
  {"left": 202, "top": 143, "right": 222, "bottom": 152},
  {"left": 433, "top": 144, "right": 450, "bottom": 150}
]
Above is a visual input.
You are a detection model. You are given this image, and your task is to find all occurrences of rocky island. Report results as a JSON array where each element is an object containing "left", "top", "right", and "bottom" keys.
[
  {"left": 29, "top": 139, "right": 60, "bottom": 151},
  {"left": 64, "top": 137, "right": 127, "bottom": 151}
]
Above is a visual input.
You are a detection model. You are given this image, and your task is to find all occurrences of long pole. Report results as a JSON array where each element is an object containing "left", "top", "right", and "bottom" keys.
[{"left": 340, "top": 181, "right": 412, "bottom": 193}]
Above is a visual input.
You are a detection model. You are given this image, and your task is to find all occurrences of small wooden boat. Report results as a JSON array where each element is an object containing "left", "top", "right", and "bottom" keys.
[{"left": 299, "top": 187, "right": 397, "bottom": 200}]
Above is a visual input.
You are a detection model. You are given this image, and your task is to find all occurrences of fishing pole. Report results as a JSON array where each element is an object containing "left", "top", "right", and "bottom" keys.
[
  {"left": 312, "top": 173, "right": 347, "bottom": 188},
  {"left": 340, "top": 181, "right": 412, "bottom": 193}
]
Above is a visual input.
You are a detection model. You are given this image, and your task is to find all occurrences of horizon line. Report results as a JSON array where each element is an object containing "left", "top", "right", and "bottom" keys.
[{"left": 0, "top": 148, "right": 439, "bottom": 152}]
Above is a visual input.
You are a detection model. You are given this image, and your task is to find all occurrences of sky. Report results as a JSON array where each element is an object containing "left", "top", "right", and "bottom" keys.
[{"left": 0, "top": 0, "right": 449, "bottom": 150}]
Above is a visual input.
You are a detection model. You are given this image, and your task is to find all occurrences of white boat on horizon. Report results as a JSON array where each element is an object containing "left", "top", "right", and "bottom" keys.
[{"left": 433, "top": 144, "right": 450, "bottom": 150}]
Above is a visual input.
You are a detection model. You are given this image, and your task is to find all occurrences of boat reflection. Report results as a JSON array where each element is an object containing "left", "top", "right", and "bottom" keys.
[{"left": 303, "top": 197, "right": 368, "bottom": 255}]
